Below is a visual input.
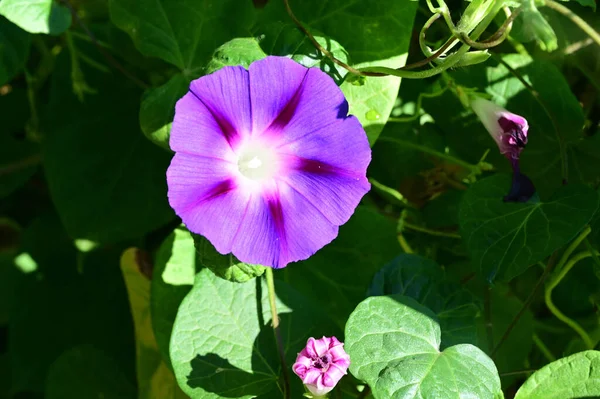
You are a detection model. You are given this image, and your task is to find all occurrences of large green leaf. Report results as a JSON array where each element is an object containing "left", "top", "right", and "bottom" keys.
[
  {"left": 459, "top": 174, "right": 599, "bottom": 282},
  {"left": 139, "top": 74, "right": 189, "bottom": 151},
  {"left": 43, "top": 54, "right": 174, "bottom": 243},
  {"left": 368, "top": 254, "right": 480, "bottom": 348},
  {"left": 514, "top": 351, "right": 600, "bottom": 398},
  {"left": 151, "top": 226, "right": 197, "bottom": 366},
  {"left": 0, "top": 0, "right": 71, "bottom": 35},
  {"left": 45, "top": 345, "right": 136, "bottom": 399},
  {"left": 0, "top": 16, "right": 30, "bottom": 85},
  {"left": 345, "top": 295, "right": 502, "bottom": 399},
  {"left": 281, "top": 206, "right": 400, "bottom": 328},
  {"left": 0, "top": 133, "right": 38, "bottom": 199},
  {"left": 170, "top": 268, "right": 336, "bottom": 398},
  {"left": 0, "top": 88, "right": 35, "bottom": 198},
  {"left": 109, "top": 0, "right": 256, "bottom": 72},
  {"left": 0, "top": 353, "right": 9, "bottom": 398},
  {"left": 260, "top": 0, "right": 416, "bottom": 65}
]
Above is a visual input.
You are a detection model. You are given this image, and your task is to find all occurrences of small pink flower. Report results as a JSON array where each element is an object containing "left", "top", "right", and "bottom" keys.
[
  {"left": 292, "top": 336, "right": 350, "bottom": 397},
  {"left": 470, "top": 97, "right": 528, "bottom": 161}
]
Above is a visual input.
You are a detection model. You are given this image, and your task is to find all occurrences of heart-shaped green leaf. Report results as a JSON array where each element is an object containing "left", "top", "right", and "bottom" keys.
[
  {"left": 514, "top": 350, "right": 600, "bottom": 399},
  {"left": 459, "top": 174, "right": 599, "bottom": 282},
  {"left": 345, "top": 295, "right": 502, "bottom": 399}
]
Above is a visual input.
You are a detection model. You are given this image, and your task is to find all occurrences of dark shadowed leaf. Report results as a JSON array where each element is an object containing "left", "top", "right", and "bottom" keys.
[
  {"left": 281, "top": 206, "right": 401, "bottom": 329},
  {"left": 109, "top": 0, "right": 256, "bottom": 73},
  {"left": 43, "top": 54, "right": 174, "bottom": 243},
  {"left": 459, "top": 174, "right": 599, "bottom": 282},
  {"left": 369, "top": 254, "right": 480, "bottom": 347},
  {"left": 45, "top": 345, "right": 136, "bottom": 399},
  {"left": 0, "top": 16, "right": 30, "bottom": 85}
]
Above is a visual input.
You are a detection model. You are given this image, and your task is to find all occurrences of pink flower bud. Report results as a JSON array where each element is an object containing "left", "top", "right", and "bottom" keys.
[
  {"left": 470, "top": 97, "right": 529, "bottom": 161},
  {"left": 292, "top": 336, "right": 350, "bottom": 397}
]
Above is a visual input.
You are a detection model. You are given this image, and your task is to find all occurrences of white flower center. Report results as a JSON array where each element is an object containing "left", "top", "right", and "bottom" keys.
[{"left": 237, "top": 143, "right": 278, "bottom": 181}]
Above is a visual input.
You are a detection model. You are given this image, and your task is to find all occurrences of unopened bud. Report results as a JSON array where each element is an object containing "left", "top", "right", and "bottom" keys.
[{"left": 292, "top": 336, "right": 350, "bottom": 397}]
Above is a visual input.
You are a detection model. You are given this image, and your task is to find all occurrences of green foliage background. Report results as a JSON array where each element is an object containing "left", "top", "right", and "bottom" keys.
[{"left": 1, "top": 0, "right": 600, "bottom": 398}]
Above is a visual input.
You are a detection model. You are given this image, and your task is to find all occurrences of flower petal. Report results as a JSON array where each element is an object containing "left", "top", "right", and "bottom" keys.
[
  {"left": 310, "top": 337, "right": 331, "bottom": 358},
  {"left": 248, "top": 56, "right": 309, "bottom": 136},
  {"left": 166, "top": 153, "right": 250, "bottom": 254},
  {"left": 251, "top": 59, "right": 370, "bottom": 173},
  {"left": 170, "top": 66, "right": 252, "bottom": 155},
  {"left": 280, "top": 156, "right": 370, "bottom": 225},
  {"left": 275, "top": 182, "right": 340, "bottom": 267},
  {"left": 302, "top": 369, "right": 322, "bottom": 386},
  {"left": 227, "top": 181, "right": 339, "bottom": 268},
  {"left": 323, "top": 363, "right": 347, "bottom": 387},
  {"left": 278, "top": 115, "right": 371, "bottom": 174}
]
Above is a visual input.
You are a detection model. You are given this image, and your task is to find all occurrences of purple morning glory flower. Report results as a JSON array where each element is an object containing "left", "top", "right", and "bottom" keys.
[
  {"left": 470, "top": 96, "right": 536, "bottom": 202},
  {"left": 166, "top": 56, "right": 371, "bottom": 268},
  {"left": 292, "top": 336, "right": 350, "bottom": 397},
  {"left": 470, "top": 97, "right": 528, "bottom": 164}
]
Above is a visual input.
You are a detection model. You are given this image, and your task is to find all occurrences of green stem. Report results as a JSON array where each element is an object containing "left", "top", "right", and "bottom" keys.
[
  {"left": 398, "top": 234, "right": 414, "bottom": 254},
  {"left": 544, "top": 0, "right": 600, "bottom": 48},
  {"left": 532, "top": 333, "right": 556, "bottom": 362},
  {"left": 484, "top": 288, "right": 494, "bottom": 353},
  {"left": 377, "top": 136, "right": 478, "bottom": 171},
  {"left": 368, "top": 178, "right": 415, "bottom": 208},
  {"left": 585, "top": 238, "right": 600, "bottom": 274},
  {"left": 545, "top": 250, "right": 598, "bottom": 349},
  {"left": 403, "top": 222, "right": 461, "bottom": 239},
  {"left": 24, "top": 70, "right": 40, "bottom": 141},
  {"left": 0, "top": 154, "right": 42, "bottom": 176},
  {"left": 491, "top": 252, "right": 557, "bottom": 358},
  {"left": 554, "top": 226, "right": 591, "bottom": 274},
  {"left": 359, "top": 49, "right": 466, "bottom": 78},
  {"left": 265, "top": 268, "right": 291, "bottom": 399},
  {"left": 500, "top": 369, "right": 537, "bottom": 377}
]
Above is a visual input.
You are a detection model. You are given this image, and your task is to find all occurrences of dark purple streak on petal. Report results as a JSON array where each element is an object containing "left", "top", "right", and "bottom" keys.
[
  {"left": 265, "top": 70, "right": 309, "bottom": 133},
  {"left": 181, "top": 179, "right": 237, "bottom": 213},
  {"left": 189, "top": 89, "right": 240, "bottom": 147},
  {"left": 266, "top": 192, "right": 288, "bottom": 268},
  {"left": 285, "top": 155, "right": 363, "bottom": 179}
]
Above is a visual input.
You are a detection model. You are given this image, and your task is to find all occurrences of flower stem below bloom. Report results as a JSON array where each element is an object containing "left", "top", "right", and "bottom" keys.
[{"left": 265, "top": 267, "right": 291, "bottom": 398}]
